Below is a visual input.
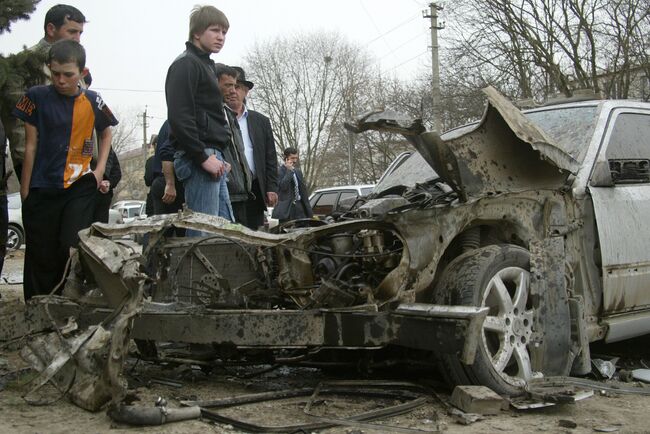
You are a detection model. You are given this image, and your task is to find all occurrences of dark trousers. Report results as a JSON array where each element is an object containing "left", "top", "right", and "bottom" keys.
[
  {"left": 232, "top": 179, "right": 266, "bottom": 230},
  {"left": 150, "top": 176, "right": 185, "bottom": 237},
  {"left": 93, "top": 190, "right": 113, "bottom": 223},
  {"left": 22, "top": 173, "right": 97, "bottom": 301},
  {"left": 279, "top": 201, "right": 310, "bottom": 224},
  {"left": 0, "top": 194, "right": 7, "bottom": 277},
  {"left": 150, "top": 175, "right": 185, "bottom": 215},
  {"left": 246, "top": 179, "right": 266, "bottom": 230}
]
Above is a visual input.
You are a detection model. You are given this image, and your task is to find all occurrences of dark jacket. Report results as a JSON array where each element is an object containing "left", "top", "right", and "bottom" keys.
[
  {"left": 165, "top": 42, "right": 230, "bottom": 165},
  {"left": 104, "top": 148, "right": 121, "bottom": 191},
  {"left": 246, "top": 110, "right": 278, "bottom": 199},
  {"left": 272, "top": 165, "right": 312, "bottom": 220},
  {"left": 91, "top": 147, "right": 121, "bottom": 192},
  {"left": 223, "top": 107, "right": 252, "bottom": 203},
  {"left": 0, "top": 117, "right": 6, "bottom": 192},
  {"left": 149, "top": 120, "right": 171, "bottom": 181},
  {"left": 146, "top": 120, "right": 176, "bottom": 186},
  {"left": 144, "top": 156, "right": 155, "bottom": 187}
]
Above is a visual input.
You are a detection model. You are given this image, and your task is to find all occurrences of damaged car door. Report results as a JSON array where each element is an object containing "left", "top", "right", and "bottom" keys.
[{"left": 588, "top": 107, "right": 650, "bottom": 331}]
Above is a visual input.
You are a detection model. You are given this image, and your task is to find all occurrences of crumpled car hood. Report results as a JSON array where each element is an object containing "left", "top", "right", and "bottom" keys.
[{"left": 346, "top": 87, "right": 579, "bottom": 202}]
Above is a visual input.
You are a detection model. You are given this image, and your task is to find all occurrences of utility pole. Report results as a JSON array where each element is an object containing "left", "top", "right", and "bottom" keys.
[
  {"left": 346, "top": 99, "right": 354, "bottom": 184},
  {"left": 142, "top": 106, "right": 147, "bottom": 154},
  {"left": 423, "top": 3, "right": 444, "bottom": 133}
]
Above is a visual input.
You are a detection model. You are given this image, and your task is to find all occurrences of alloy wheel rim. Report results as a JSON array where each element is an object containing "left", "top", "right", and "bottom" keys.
[
  {"left": 6, "top": 230, "right": 19, "bottom": 250},
  {"left": 480, "top": 266, "right": 536, "bottom": 387}
]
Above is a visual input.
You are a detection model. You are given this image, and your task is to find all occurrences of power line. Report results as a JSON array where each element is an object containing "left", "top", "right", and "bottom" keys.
[
  {"left": 93, "top": 87, "right": 164, "bottom": 93},
  {"left": 383, "top": 49, "right": 429, "bottom": 73},
  {"left": 363, "top": 12, "right": 420, "bottom": 46},
  {"left": 379, "top": 30, "right": 428, "bottom": 60}
]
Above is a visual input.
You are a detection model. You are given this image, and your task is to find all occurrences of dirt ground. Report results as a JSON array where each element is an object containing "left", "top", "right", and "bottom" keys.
[{"left": 2, "top": 250, "right": 650, "bottom": 434}]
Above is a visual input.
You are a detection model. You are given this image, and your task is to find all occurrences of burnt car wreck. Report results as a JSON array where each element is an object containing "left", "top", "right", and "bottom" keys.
[{"left": 4, "top": 86, "right": 650, "bottom": 413}]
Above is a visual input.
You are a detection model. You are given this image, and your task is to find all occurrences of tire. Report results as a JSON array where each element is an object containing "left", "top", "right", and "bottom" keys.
[
  {"left": 6, "top": 224, "right": 24, "bottom": 252},
  {"left": 433, "top": 244, "right": 569, "bottom": 395}
]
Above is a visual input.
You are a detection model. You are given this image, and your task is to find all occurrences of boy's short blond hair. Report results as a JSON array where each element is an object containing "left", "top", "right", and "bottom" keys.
[{"left": 188, "top": 5, "right": 229, "bottom": 41}]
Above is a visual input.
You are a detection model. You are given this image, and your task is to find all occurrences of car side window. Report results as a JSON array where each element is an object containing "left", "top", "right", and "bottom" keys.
[
  {"left": 309, "top": 193, "right": 321, "bottom": 209},
  {"left": 312, "top": 192, "right": 338, "bottom": 215},
  {"left": 605, "top": 112, "right": 650, "bottom": 184},
  {"left": 337, "top": 191, "right": 357, "bottom": 210}
]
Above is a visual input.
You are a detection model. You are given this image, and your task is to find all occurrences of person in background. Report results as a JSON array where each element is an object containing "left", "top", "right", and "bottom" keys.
[
  {"left": 0, "top": 118, "right": 7, "bottom": 287},
  {"left": 3, "top": 4, "right": 87, "bottom": 183},
  {"left": 85, "top": 72, "right": 120, "bottom": 224},
  {"left": 224, "top": 66, "right": 278, "bottom": 230},
  {"left": 92, "top": 147, "right": 121, "bottom": 223},
  {"left": 150, "top": 120, "right": 185, "bottom": 216},
  {"left": 143, "top": 136, "right": 157, "bottom": 217},
  {"left": 165, "top": 5, "right": 233, "bottom": 235},
  {"left": 272, "top": 147, "right": 312, "bottom": 224},
  {"left": 215, "top": 64, "right": 252, "bottom": 227},
  {"left": 12, "top": 40, "right": 117, "bottom": 301}
]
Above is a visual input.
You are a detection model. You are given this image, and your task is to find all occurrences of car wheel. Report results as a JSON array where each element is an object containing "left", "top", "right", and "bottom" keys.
[
  {"left": 6, "top": 224, "right": 24, "bottom": 251},
  {"left": 433, "top": 244, "right": 570, "bottom": 395}
]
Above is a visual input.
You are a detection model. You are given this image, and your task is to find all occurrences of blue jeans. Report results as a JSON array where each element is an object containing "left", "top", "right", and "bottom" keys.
[{"left": 174, "top": 148, "right": 233, "bottom": 236}]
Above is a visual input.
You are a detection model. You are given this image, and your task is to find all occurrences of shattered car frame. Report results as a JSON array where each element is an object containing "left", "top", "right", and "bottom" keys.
[{"left": 6, "top": 87, "right": 650, "bottom": 409}]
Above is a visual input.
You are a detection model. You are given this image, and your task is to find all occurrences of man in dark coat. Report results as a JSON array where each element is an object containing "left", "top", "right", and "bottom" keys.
[
  {"left": 272, "top": 147, "right": 312, "bottom": 224},
  {"left": 222, "top": 66, "right": 278, "bottom": 229}
]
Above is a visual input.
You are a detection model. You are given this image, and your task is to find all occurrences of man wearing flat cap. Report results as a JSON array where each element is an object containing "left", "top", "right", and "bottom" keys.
[{"left": 223, "top": 66, "right": 278, "bottom": 229}]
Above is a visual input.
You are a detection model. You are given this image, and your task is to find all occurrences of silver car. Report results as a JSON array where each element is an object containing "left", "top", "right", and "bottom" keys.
[
  {"left": 345, "top": 88, "right": 650, "bottom": 393},
  {"left": 13, "top": 88, "right": 650, "bottom": 402},
  {"left": 7, "top": 192, "right": 24, "bottom": 251}
]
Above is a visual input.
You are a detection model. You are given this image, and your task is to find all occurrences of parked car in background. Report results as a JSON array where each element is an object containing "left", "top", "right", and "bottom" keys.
[
  {"left": 265, "top": 207, "right": 279, "bottom": 230},
  {"left": 111, "top": 200, "right": 146, "bottom": 224},
  {"left": 309, "top": 184, "right": 375, "bottom": 220},
  {"left": 107, "top": 208, "right": 123, "bottom": 225},
  {"left": 7, "top": 193, "right": 24, "bottom": 251}
]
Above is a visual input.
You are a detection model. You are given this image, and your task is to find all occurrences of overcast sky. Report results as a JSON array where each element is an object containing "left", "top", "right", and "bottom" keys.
[{"left": 2, "top": 0, "right": 435, "bottom": 137}]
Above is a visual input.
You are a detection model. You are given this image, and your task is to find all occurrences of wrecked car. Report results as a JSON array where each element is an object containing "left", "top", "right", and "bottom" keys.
[{"left": 6, "top": 87, "right": 650, "bottom": 410}]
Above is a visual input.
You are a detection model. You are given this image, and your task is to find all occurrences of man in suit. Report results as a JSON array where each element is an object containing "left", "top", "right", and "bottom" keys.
[
  {"left": 223, "top": 66, "right": 278, "bottom": 229},
  {"left": 272, "top": 147, "right": 312, "bottom": 224}
]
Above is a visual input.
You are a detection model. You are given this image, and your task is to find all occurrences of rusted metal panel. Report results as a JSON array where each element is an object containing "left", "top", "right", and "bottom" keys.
[
  {"left": 344, "top": 109, "right": 425, "bottom": 136},
  {"left": 0, "top": 297, "right": 82, "bottom": 342},
  {"left": 528, "top": 238, "right": 572, "bottom": 376},
  {"left": 17, "top": 301, "right": 486, "bottom": 361},
  {"left": 420, "top": 103, "right": 576, "bottom": 201},
  {"left": 345, "top": 87, "right": 578, "bottom": 202},
  {"left": 394, "top": 304, "right": 488, "bottom": 364}
]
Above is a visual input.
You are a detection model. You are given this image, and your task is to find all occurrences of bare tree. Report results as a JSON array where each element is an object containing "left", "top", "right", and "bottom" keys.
[
  {"left": 444, "top": 0, "right": 649, "bottom": 100},
  {"left": 244, "top": 31, "right": 374, "bottom": 192},
  {"left": 599, "top": 0, "right": 650, "bottom": 99},
  {"left": 111, "top": 108, "right": 140, "bottom": 154},
  {"left": 111, "top": 108, "right": 146, "bottom": 201}
]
